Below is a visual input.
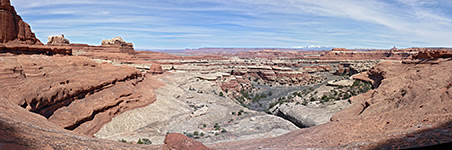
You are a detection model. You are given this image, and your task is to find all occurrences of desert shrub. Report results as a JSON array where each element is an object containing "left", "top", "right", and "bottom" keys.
[
  {"left": 200, "top": 132, "right": 204, "bottom": 136},
  {"left": 214, "top": 123, "right": 221, "bottom": 130},
  {"left": 219, "top": 92, "right": 224, "bottom": 97},
  {"left": 343, "top": 93, "right": 351, "bottom": 99},
  {"left": 119, "top": 139, "right": 127, "bottom": 143},
  {"left": 221, "top": 129, "right": 227, "bottom": 133},
  {"left": 141, "top": 138, "right": 152, "bottom": 145},
  {"left": 231, "top": 112, "right": 236, "bottom": 115},
  {"left": 238, "top": 110, "right": 243, "bottom": 116},
  {"left": 137, "top": 139, "right": 143, "bottom": 144},
  {"left": 194, "top": 131, "right": 199, "bottom": 136},
  {"left": 352, "top": 80, "right": 361, "bottom": 87},
  {"left": 310, "top": 97, "right": 316, "bottom": 101},
  {"left": 186, "top": 133, "right": 193, "bottom": 138}
]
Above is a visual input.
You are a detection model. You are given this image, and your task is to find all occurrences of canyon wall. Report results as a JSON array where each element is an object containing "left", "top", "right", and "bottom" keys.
[{"left": 0, "top": 0, "right": 41, "bottom": 45}]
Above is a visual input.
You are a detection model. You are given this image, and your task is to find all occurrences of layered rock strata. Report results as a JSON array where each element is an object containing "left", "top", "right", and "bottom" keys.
[
  {"left": 0, "top": 0, "right": 42, "bottom": 45},
  {"left": 0, "top": 54, "right": 163, "bottom": 135},
  {"left": 210, "top": 54, "right": 452, "bottom": 149}
]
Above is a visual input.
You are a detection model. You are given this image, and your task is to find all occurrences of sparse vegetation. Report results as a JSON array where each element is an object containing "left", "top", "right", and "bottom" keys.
[{"left": 214, "top": 123, "right": 221, "bottom": 130}]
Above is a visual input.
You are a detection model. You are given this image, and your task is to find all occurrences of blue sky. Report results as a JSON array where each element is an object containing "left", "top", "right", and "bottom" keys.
[{"left": 11, "top": 0, "right": 452, "bottom": 49}]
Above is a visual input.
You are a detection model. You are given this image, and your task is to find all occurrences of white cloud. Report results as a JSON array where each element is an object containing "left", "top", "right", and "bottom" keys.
[{"left": 11, "top": 0, "right": 452, "bottom": 49}]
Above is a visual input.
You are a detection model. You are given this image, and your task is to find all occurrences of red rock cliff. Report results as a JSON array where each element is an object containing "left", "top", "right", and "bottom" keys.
[{"left": 0, "top": 0, "right": 42, "bottom": 45}]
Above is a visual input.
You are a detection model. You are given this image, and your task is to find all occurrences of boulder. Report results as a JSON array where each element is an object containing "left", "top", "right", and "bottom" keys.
[
  {"left": 0, "top": 0, "right": 42, "bottom": 45},
  {"left": 148, "top": 64, "right": 163, "bottom": 74},
  {"left": 190, "top": 106, "right": 209, "bottom": 118},
  {"left": 163, "top": 133, "right": 210, "bottom": 150},
  {"left": 47, "top": 34, "right": 70, "bottom": 45}
]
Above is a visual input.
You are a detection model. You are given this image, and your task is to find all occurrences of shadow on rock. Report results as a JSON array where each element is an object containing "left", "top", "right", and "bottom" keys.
[{"left": 370, "top": 120, "right": 452, "bottom": 149}]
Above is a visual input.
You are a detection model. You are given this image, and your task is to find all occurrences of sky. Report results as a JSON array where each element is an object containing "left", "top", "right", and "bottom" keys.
[{"left": 11, "top": 0, "right": 452, "bottom": 49}]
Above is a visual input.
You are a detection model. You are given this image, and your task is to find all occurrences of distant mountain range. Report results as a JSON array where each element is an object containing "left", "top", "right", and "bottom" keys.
[{"left": 144, "top": 46, "right": 335, "bottom": 54}]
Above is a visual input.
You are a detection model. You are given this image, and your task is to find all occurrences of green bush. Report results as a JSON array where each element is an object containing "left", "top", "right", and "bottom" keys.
[
  {"left": 214, "top": 123, "right": 220, "bottom": 130},
  {"left": 343, "top": 93, "right": 351, "bottom": 99},
  {"left": 141, "top": 138, "right": 152, "bottom": 145},
  {"left": 194, "top": 131, "right": 199, "bottom": 136},
  {"left": 137, "top": 139, "right": 143, "bottom": 144},
  {"left": 219, "top": 92, "right": 224, "bottom": 97},
  {"left": 310, "top": 97, "right": 316, "bottom": 101},
  {"left": 200, "top": 132, "right": 204, "bottom": 136}
]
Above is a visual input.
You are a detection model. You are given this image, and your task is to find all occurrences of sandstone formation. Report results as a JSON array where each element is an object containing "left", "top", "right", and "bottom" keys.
[
  {"left": 298, "top": 65, "right": 332, "bottom": 73},
  {"left": 0, "top": 54, "right": 163, "bottom": 135},
  {"left": 163, "top": 133, "right": 210, "bottom": 150},
  {"left": 95, "top": 70, "right": 298, "bottom": 145},
  {"left": 412, "top": 48, "right": 452, "bottom": 60},
  {"left": 101, "top": 37, "right": 135, "bottom": 54},
  {"left": 0, "top": 95, "right": 161, "bottom": 150},
  {"left": 229, "top": 66, "right": 324, "bottom": 85},
  {"left": 0, "top": 0, "right": 42, "bottom": 45},
  {"left": 210, "top": 55, "right": 452, "bottom": 149},
  {"left": 270, "top": 101, "right": 350, "bottom": 128},
  {"left": 47, "top": 34, "right": 70, "bottom": 45},
  {"left": 0, "top": 43, "right": 72, "bottom": 55},
  {"left": 148, "top": 64, "right": 163, "bottom": 74}
]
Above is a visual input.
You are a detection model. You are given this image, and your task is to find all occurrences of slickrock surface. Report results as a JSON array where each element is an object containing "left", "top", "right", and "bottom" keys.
[
  {"left": 0, "top": 0, "right": 41, "bottom": 45},
  {"left": 0, "top": 96, "right": 162, "bottom": 150},
  {"left": 209, "top": 57, "right": 452, "bottom": 149},
  {"left": 95, "top": 71, "right": 298, "bottom": 145},
  {"left": 270, "top": 100, "right": 350, "bottom": 128},
  {"left": 0, "top": 54, "right": 163, "bottom": 135}
]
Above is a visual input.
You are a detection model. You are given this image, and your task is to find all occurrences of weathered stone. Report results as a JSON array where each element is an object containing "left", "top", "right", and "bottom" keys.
[
  {"left": 164, "top": 133, "right": 210, "bottom": 150},
  {"left": 0, "top": 0, "right": 42, "bottom": 45},
  {"left": 47, "top": 34, "right": 70, "bottom": 45}
]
